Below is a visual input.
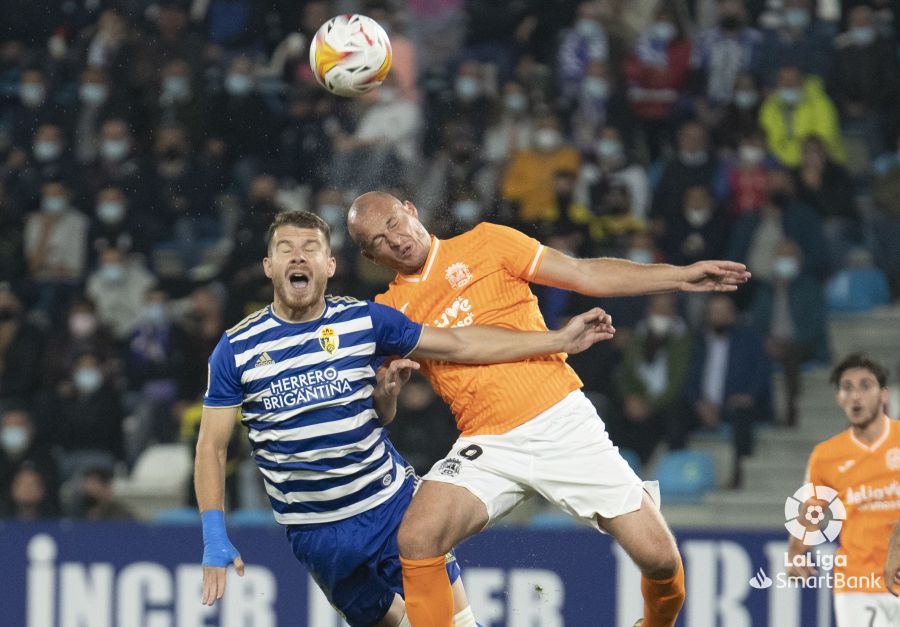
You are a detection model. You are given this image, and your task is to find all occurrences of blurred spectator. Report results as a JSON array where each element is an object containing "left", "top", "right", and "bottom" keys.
[
  {"left": 88, "top": 186, "right": 146, "bottom": 262},
  {"left": 0, "top": 284, "right": 45, "bottom": 403},
  {"left": 0, "top": 404, "right": 59, "bottom": 515},
  {"left": 420, "top": 121, "right": 488, "bottom": 223},
  {"left": 83, "top": 118, "right": 143, "bottom": 200},
  {"left": 4, "top": 466, "right": 57, "bottom": 519},
  {"left": 757, "top": 0, "right": 835, "bottom": 83},
  {"left": 0, "top": 182, "right": 26, "bottom": 283},
  {"left": 569, "top": 59, "right": 633, "bottom": 151},
  {"left": 829, "top": 4, "right": 900, "bottom": 157},
  {"left": 275, "top": 87, "right": 334, "bottom": 189},
  {"left": 663, "top": 185, "right": 729, "bottom": 266},
  {"left": 610, "top": 293, "right": 692, "bottom": 464},
  {"left": 198, "top": 0, "right": 266, "bottom": 54},
  {"left": 759, "top": 65, "right": 844, "bottom": 167},
  {"left": 144, "top": 0, "right": 206, "bottom": 77},
  {"left": 482, "top": 80, "right": 533, "bottom": 171},
  {"left": 150, "top": 59, "right": 204, "bottom": 146},
  {"left": 873, "top": 133, "right": 900, "bottom": 221},
  {"left": 14, "top": 123, "right": 77, "bottom": 201},
  {"left": 750, "top": 239, "right": 828, "bottom": 425},
  {"left": 727, "top": 129, "right": 771, "bottom": 219},
  {"left": 24, "top": 180, "right": 88, "bottom": 319},
  {"left": 385, "top": 376, "right": 458, "bottom": 476},
  {"left": 427, "top": 60, "right": 494, "bottom": 152},
  {"left": 652, "top": 121, "right": 727, "bottom": 231},
  {"left": 715, "top": 71, "right": 763, "bottom": 149},
  {"left": 623, "top": 3, "right": 691, "bottom": 160},
  {"left": 583, "top": 181, "right": 647, "bottom": 256},
  {"left": 86, "top": 248, "right": 156, "bottom": 341},
  {"left": 576, "top": 125, "right": 650, "bottom": 220},
  {"left": 39, "top": 352, "right": 125, "bottom": 473},
  {"left": 683, "top": 295, "right": 772, "bottom": 488},
  {"left": 78, "top": 9, "right": 145, "bottom": 99},
  {"left": 501, "top": 113, "right": 580, "bottom": 225},
  {"left": 177, "top": 285, "right": 226, "bottom": 402},
  {"left": 70, "top": 465, "right": 133, "bottom": 520},
  {"left": 6, "top": 67, "right": 61, "bottom": 147},
  {"left": 70, "top": 66, "right": 123, "bottom": 165},
  {"left": 557, "top": 1, "right": 610, "bottom": 104},
  {"left": 43, "top": 299, "right": 115, "bottom": 389}
]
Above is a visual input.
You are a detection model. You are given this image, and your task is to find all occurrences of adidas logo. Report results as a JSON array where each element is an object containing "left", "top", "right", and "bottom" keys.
[{"left": 254, "top": 352, "right": 274, "bottom": 367}]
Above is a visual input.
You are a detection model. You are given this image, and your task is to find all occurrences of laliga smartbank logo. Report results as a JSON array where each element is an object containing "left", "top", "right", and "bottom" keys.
[{"left": 784, "top": 482, "right": 846, "bottom": 545}]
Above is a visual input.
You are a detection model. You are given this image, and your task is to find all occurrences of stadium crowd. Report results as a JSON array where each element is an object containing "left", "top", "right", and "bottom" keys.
[{"left": 1, "top": 0, "right": 900, "bottom": 519}]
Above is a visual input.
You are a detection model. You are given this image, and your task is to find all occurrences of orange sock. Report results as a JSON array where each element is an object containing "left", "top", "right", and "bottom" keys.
[
  {"left": 400, "top": 555, "right": 454, "bottom": 627},
  {"left": 640, "top": 558, "right": 685, "bottom": 627}
]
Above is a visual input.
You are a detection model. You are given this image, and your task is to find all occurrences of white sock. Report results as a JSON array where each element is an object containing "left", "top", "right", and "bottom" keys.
[
  {"left": 454, "top": 606, "right": 478, "bottom": 627},
  {"left": 397, "top": 615, "right": 412, "bottom": 627}
]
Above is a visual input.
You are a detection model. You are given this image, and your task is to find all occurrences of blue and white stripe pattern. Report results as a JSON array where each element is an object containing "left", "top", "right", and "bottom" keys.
[{"left": 204, "top": 296, "right": 423, "bottom": 525}]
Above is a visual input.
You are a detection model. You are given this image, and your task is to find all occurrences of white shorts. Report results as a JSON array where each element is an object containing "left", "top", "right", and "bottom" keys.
[
  {"left": 422, "top": 390, "right": 659, "bottom": 530},
  {"left": 834, "top": 592, "right": 900, "bottom": 627}
]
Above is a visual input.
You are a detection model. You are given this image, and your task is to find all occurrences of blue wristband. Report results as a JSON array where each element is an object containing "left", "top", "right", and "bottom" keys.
[{"left": 201, "top": 510, "right": 240, "bottom": 567}]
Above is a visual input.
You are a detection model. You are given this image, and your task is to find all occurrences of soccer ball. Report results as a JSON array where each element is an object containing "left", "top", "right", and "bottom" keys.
[{"left": 309, "top": 14, "right": 392, "bottom": 97}]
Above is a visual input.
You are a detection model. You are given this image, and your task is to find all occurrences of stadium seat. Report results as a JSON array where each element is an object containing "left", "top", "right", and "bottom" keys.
[
  {"left": 654, "top": 450, "right": 716, "bottom": 505},
  {"left": 617, "top": 447, "right": 642, "bottom": 473},
  {"left": 826, "top": 268, "right": 890, "bottom": 314},
  {"left": 153, "top": 507, "right": 200, "bottom": 525},
  {"left": 229, "top": 508, "right": 276, "bottom": 527},
  {"left": 113, "top": 444, "right": 194, "bottom": 519}
]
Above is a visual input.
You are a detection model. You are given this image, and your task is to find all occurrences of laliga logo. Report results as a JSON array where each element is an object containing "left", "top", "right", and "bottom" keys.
[{"left": 784, "top": 483, "right": 846, "bottom": 546}]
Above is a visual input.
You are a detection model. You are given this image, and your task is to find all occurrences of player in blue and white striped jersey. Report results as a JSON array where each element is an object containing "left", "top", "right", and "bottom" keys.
[{"left": 195, "top": 210, "right": 614, "bottom": 627}]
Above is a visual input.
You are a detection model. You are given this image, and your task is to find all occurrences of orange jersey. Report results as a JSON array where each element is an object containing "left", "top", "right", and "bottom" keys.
[
  {"left": 806, "top": 417, "right": 900, "bottom": 593},
  {"left": 374, "top": 223, "right": 582, "bottom": 436}
]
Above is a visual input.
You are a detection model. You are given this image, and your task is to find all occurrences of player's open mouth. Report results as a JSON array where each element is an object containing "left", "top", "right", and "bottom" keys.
[{"left": 288, "top": 272, "right": 310, "bottom": 291}]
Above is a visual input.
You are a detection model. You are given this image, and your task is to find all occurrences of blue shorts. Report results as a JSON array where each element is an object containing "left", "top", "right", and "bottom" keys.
[{"left": 285, "top": 474, "right": 461, "bottom": 627}]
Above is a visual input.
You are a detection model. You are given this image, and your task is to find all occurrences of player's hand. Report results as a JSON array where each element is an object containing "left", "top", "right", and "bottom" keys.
[
  {"left": 885, "top": 521, "right": 900, "bottom": 595},
  {"left": 680, "top": 260, "right": 751, "bottom": 293},
  {"left": 376, "top": 358, "right": 420, "bottom": 399},
  {"left": 201, "top": 541, "right": 244, "bottom": 606},
  {"left": 558, "top": 307, "right": 615, "bottom": 354}
]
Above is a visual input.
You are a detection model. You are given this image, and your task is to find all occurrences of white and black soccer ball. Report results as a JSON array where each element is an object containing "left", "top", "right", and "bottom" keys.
[{"left": 309, "top": 14, "right": 392, "bottom": 97}]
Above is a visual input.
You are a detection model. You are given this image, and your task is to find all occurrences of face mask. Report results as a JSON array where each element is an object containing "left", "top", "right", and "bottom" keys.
[
  {"left": 73, "top": 367, "right": 103, "bottom": 394},
  {"left": 69, "top": 312, "right": 98, "bottom": 338},
  {"left": 628, "top": 249, "right": 654, "bottom": 264},
  {"left": 778, "top": 87, "right": 801, "bottom": 105},
  {"left": 679, "top": 150, "right": 708, "bottom": 166},
  {"left": 733, "top": 89, "right": 758, "bottom": 110},
  {"left": 96, "top": 201, "right": 125, "bottom": 224},
  {"left": 685, "top": 207, "right": 712, "bottom": 227},
  {"left": 452, "top": 200, "right": 481, "bottom": 222},
  {"left": 162, "top": 76, "right": 189, "bottom": 99},
  {"left": 647, "top": 314, "right": 673, "bottom": 336},
  {"left": 100, "top": 263, "right": 125, "bottom": 282},
  {"left": 0, "top": 426, "right": 29, "bottom": 455},
  {"left": 784, "top": 8, "right": 810, "bottom": 30},
  {"left": 773, "top": 256, "right": 800, "bottom": 280},
  {"left": 33, "top": 140, "right": 62, "bottom": 162},
  {"left": 534, "top": 128, "right": 562, "bottom": 152},
  {"left": 596, "top": 138, "right": 623, "bottom": 160},
  {"left": 377, "top": 87, "right": 397, "bottom": 103},
  {"left": 503, "top": 92, "right": 527, "bottom": 113},
  {"left": 719, "top": 15, "right": 742, "bottom": 30},
  {"left": 20, "top": 83, "right": 45, "bottom": 107},
  {"left": 100, "top": 139, "right": 129, "bottom": 162},
  {"left": 651, "top": 21, "right": 677, "bottom": 42},
  {"left": 79, "top": 83, "right": 108, "bottom": 105},
  {"left": 225, "top": 73, "right": 253, "bottom": 96},
  {"left": 142, "top": 302, "right": 167, "bottom": 325},
  {"left": 583, "top": 77, "right": 609, "bottom": 99},
  {"left": 41, "top": 196, "right": 66, "bottom": 214},
  {"left": 850, "top": 26, "right": 876, "bottom": 46},
  {"left": 455, "top": 76, "right": 481, "bottom": 102},
  {"left": 575, "top": 18, "right": 601, "bottom": 38},
  {"left": 739, "top": 144, "right": 765, "bottom": 165}
]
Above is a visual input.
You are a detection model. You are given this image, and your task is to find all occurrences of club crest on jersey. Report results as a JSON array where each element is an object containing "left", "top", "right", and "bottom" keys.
[
  {"left": 318, "top": 326, "right": 339, "bottom": 354},
  {"left": 445, "top": 262, "right": 472, "bottom": 289},
  {"left": 439, "top": 458, "right": 461, "bottom": 477},
  {"left": 887, "top": 447, "right": 900, "bottom": 471}
]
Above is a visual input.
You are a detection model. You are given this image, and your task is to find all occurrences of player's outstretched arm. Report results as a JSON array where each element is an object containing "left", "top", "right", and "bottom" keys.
[
  {"left": 411, "top": 307, "right": 615, "bottom": 364},
  {"left": 885, "top": 519, "right": 900, "bottom": 595},
  {"left": 195, "top": 406, "right": 245, "bottom": 606},
  {"left": 532, "top": 247, "right": 751, "bottom": 297},
  {"left": 373, "top": 358, "right": 420, "bottom": 425}
]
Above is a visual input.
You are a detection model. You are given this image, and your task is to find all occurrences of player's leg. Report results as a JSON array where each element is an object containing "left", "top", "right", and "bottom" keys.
[{"left": 834, "top": 592, "right": 900, "bottom": 627}]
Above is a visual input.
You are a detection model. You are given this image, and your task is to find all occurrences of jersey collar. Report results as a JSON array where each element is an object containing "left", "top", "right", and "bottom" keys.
[
  {"left": 397, "top": 236, "right": 440, "bottom": 284},
  {"left": 849, "top": 414, "right": 892, "bottom": 452}
]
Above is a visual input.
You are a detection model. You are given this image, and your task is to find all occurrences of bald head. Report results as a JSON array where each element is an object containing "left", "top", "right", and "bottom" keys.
[{"left": 347, "top": 192, "right": 432, "bottom": 274}]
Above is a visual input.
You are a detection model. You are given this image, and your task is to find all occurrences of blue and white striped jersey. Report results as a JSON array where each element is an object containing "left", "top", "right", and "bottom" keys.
[{"left": 203, "top": 296, "right": 423, "bottom": 525}]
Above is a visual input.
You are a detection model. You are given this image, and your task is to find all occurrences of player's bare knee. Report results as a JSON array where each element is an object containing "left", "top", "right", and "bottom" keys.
[
  {"left": 642, "top": 545, "right": 681, "bottom": 580},
  {"left": 397, "top": 517, "right": 442, "bottom": 560}
]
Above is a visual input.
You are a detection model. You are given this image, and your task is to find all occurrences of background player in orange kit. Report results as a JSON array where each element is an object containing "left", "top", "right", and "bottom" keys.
[
  {"left": 786, "top": 354, "right": 900, "bottom": 627},
  {"left": 347, "top": 191, "right": 752, "bottom": 627}
]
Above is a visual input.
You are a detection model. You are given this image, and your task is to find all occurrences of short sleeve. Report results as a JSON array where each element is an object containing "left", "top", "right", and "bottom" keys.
[
  {"left": 374, "top": 288, "right": 395, "bottom": 308},
  {"left": 805, "top": 446, "right": 823, "bottom": 486},
  {"left": 476, "top": 223, "right": 546, "bottom": 280},
  {"left": 203, "top": 333, "right": 243, "bottom": 407},
  {"left": 367, "top": 302, "right": 423, "bottom": 358}
]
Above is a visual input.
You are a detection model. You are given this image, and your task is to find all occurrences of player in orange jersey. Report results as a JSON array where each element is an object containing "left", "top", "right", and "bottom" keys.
[
  {"left": 786, "top": 354, "right": 900, "bottom": 626},
  {"left": 347, "top": 192, "right": 751, "bottom": 627}
]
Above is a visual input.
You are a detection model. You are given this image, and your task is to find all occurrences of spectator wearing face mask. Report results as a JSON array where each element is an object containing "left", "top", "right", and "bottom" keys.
[
  {"left": 557, "top": 1, "right": 610, "bottom": 104},
  {"left": 39, "top": 352, "right": 125, "bottom": 474},
  {"left": 576, "top": 125, "right": 649, "bottom": 220},
  {"left": 70, "top": 66, "right": 124, "bottom": 165},
  {"left": 420, "top": 121, "right": 489, "bottom": 224},
  {"left": 9, "top": 67, "right": 62, "bottom": 148},
  {"left": 727, "top": 129, "right": 773, "bottom": 218},
  {"left": 425, "top": 60, "right": 493, "bottom": 155},
  {"left": 0, "top": 284, "right": 45, "bottom": 404},
  {"left": 0, "top": 404, "right": 59, "bottom": 516},
  {"left": 757, "top": 0, "right": 835, "bottom": 84},
  {"left": 501, "top": 114, "right": 580, "bottom": 226},
  {"left": 89, "top": 186, "right": 146, "bottom": 262},
  {"left": 664, "top": 185, "right": 729, "bottom": 267},
  {"left": 83, "top": 118, "right": 143, "bottom": 202},
  {"left": 14, "top": 123, "right": 78, "bottom": 201},
  {"left": 611, "top": 293, "right": 692, "bottom": 465},
  {"left": 85, "top": 248, "right": 156, "bottom": 341},
  {"left": 623, "top": 5, "right": 691, "bottom": 160},
  {"left": 44, "top": 299, "right": 115, "bottom": 389},
  {"left": 70, "top": 465, "right": 132, "bottom": 520},
  {"left": 275, "top": 88, "right": 334, "bottom": 189},
  {"left": 482, "top": 81, "right": 534, "bottom": 185},
  {"left": 759, "top": 64, "right": 844, "bottom": 167},
  {"left": 150, "top": 59, "right": 203, "bottom": 145},
  {"left": 715, "top": 72, "right": 763, "bottom": 150},
  {"left": 176, "top": 284, "right": 226, "bottom": 402},
  {"left": 569, "top": 59, "right": 633, "bottom": 152},
  {"left": 682, "top": 295, "right": 772, "bottom": 487},
  {"left": 3, "top": 466, "right": 58, "bottom": 519},
  {"left": 24, "top": 180, "right": 88, "bottom": 319}
]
